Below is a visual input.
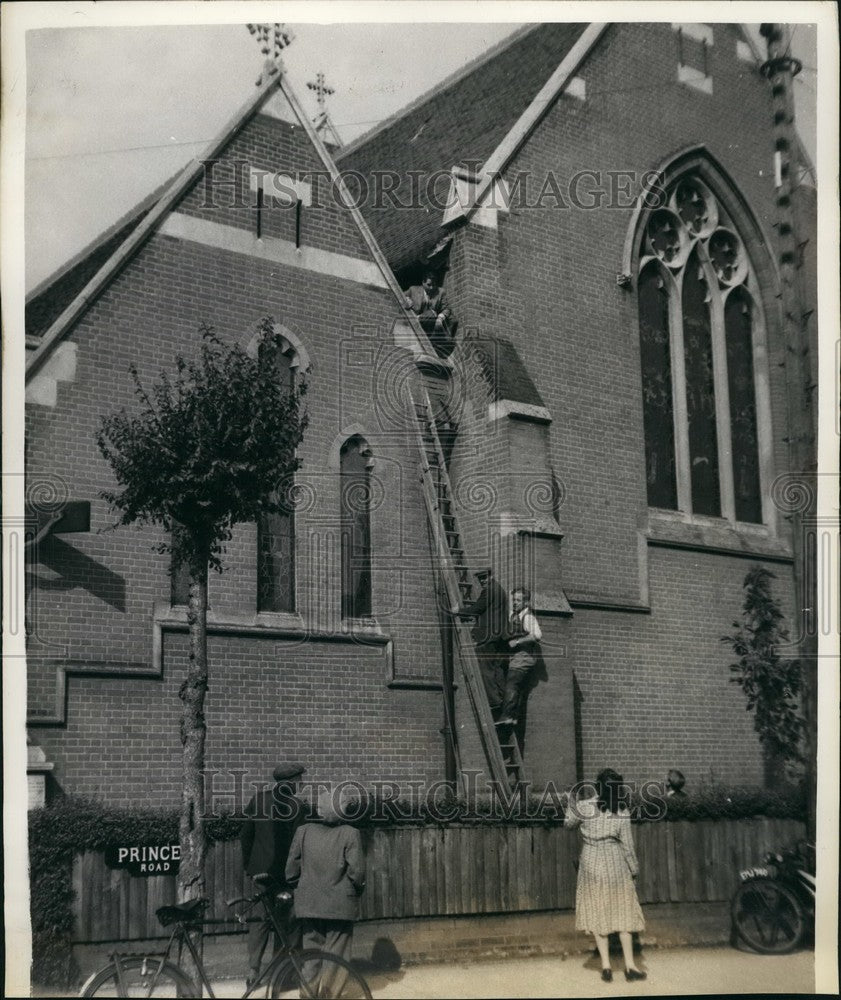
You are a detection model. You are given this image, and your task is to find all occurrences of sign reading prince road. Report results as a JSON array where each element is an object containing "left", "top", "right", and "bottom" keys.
[{"left": 104, "top": 844, "right": 181, "bottom": 876}]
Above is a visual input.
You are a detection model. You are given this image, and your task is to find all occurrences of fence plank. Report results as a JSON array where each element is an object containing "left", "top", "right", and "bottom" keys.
[
  {"left": 497, "top": 825, "right": 511, "bottom": 911},
  {"left": 434, "top": 827, "right": 446, "bottom": 917},
  {"left": 444, "top": 826, "right": 458, "bottom": 915},
  {"left": 557, "top": 828, "right": 576, "bottom": 909}
]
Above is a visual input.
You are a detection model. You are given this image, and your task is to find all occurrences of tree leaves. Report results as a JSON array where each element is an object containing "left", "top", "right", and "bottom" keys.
[
  {"left": 97, "top": 322, "right": 308, "bottom": 573},
  {"left": 722, "top": 566, "right": 804, "bottom": 768}
]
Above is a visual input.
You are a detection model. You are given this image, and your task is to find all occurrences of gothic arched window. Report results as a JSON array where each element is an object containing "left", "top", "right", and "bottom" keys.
[
  {"left": 340, "top": 436, "right": 373, "bottom": 619},
  {"left": 637, "top": 175, "right": 765, "bottom": 523}
]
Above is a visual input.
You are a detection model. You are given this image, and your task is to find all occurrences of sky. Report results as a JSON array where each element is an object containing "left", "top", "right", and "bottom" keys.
[{"left": 22, "top": 9, "right": 817, "bottom": 294}]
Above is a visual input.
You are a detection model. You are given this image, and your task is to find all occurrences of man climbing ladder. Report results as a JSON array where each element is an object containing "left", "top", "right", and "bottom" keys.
[{"left": 451, "top": 566, "right": 509, "bottom": 721}]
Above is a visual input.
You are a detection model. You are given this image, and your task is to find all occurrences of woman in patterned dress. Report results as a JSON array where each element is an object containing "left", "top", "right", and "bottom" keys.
[{"left": 565, "top": 769, "right": 647, "bottom": 983}]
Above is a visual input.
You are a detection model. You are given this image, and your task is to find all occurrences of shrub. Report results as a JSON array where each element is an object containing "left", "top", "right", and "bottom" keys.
[{"left": 723, "top": 566, "right": 804, "bottom": 775}]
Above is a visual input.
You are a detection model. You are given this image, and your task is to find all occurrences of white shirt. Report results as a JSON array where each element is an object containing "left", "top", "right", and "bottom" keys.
[{"left": 512, "top": 607, "right": 542, "bottom": 643}]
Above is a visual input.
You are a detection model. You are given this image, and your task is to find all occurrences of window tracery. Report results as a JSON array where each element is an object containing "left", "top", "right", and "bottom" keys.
[{"left": 638, "top": 175, "right": 764, "bottom": 524}]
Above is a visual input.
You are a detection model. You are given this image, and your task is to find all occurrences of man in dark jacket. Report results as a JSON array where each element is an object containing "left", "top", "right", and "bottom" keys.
[
  {"left": 240, "top": 762, "right": 307, "bottom": 986},
  {"left": 402, "top": 271, "right": 458, "bottom": 357},
  {"left": 451, "top": 567, "right": 509, "bottom": 718}
]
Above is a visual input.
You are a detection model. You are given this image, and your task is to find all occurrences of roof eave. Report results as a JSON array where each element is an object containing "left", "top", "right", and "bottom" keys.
[{"left": 462, "top": 22, "right": 608, "bottom": 224}]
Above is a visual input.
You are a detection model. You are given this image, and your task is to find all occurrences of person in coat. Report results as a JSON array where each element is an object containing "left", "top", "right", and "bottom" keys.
[
  {"left": 564, "top": 769, "right": 647, "bottom": 983},
  {"left": 451, "top": 567, "right": 509, "bottom": 719},
  {"left": 402, "top": 271, "right": 458, "bottom": 356},
  {"left": 285, "top": 788, "right": 366, "bottom": 994},
  {"left": 240, "top": 762, "right": 307, "bottom": 987}
]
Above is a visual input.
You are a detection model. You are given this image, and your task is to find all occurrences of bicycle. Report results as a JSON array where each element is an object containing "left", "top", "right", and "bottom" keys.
[
  {"left": 79, "top": 876, "right": 372, "bottom": 998},
  {"left": 730, "top": 840, "right": 815, "bottom": 954}
]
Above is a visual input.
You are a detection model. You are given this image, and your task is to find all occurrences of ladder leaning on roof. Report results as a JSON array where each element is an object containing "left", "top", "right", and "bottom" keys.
[{"left": 408, "top": 385, "right": 528, "bottom": 790}]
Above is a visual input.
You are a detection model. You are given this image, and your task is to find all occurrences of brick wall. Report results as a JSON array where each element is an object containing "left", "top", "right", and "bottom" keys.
[{"left": 26, "top": 115, "right": 448, "bottom": 804}]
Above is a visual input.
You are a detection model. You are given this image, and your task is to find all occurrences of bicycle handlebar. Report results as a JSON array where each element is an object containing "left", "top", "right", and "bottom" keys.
[{"left": 225, "top": 889, "right": 293, "bottom": 916}]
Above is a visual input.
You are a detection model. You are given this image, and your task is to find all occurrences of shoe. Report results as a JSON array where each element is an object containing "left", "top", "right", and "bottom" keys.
[
  {"left": 601, "top": 968, "right": 613, "bottom": 982},
  {"left": 624, "top": 969, "right": 646, "bottom": 981},
  {"left": 245, "top": 973, "right": 259, "bottom": 991}
]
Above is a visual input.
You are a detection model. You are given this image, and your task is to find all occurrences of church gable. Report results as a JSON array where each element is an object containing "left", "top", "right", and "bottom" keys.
[{"left": 174, "top": 107, "right": 374, "bottom": 264}]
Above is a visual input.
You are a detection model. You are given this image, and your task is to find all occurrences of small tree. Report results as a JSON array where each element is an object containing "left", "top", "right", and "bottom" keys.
[
  {"left": 723, "top": 566, "right": 803, "bottom": 782},
  {"left": 98, "top": 321, "right": 307, "bottom": 900}
]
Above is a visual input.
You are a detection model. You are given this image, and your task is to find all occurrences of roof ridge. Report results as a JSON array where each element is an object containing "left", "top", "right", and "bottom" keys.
[{"left": 336, "top": 23, "right": 538, "bottom": 160}]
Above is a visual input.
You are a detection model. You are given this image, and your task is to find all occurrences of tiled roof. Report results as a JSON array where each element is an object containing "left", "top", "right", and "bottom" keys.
[
  {"left": 338, "top": 23, "right": 587, "bottom": 275},
  {"left": 472, "top": 336, "right": 546, "bottom": 408}
]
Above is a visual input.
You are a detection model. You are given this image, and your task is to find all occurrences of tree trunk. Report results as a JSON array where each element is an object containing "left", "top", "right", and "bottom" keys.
[{"left": 178, "top": 558, "right": 209, "bottom": 902}]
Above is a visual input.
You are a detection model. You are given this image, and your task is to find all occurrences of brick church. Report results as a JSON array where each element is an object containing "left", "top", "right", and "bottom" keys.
[{"left": 24, "top": 22, "right": 815, "bottom": 808}]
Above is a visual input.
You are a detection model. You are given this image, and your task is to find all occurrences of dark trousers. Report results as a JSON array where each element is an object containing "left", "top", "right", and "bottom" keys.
[
  {"left": 301, "top": 918, "right": 354, "bottom": 994},
  {"left": 476, "top": 641, "right": 506, "bottom": 716},
  {"left": 419, "top": 316, "right": 458, "bottom": 357},
  {"left": 247, "top": 896, "right": 300, "bottom": 975},
  {"left": 501, "top": 649, "right": 537, "bottom": 721}
]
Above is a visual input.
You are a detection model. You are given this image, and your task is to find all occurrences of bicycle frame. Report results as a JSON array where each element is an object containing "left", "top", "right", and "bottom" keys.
[
  {"left": 239, "top": 888, "right": 309, "bottom": 999},
  {"left": 96, "top": 884, "right": 305, "bottom": 999}
]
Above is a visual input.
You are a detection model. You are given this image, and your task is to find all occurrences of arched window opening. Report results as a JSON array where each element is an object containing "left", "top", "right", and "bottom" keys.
[
  {"left": 638, "top": 263, "right": 677, "bottom": 509},
  {"left": 636, "top": 173, "right": 765, "bottom": 523},
  {"left": 340, "top": 436, "right": 373, "bottom": 619}
]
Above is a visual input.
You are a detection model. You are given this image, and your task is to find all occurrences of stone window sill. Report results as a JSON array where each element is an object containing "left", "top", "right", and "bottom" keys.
[
  {"left": 155, "top": 603, "right": 389, "bottom": 642},
  {"left": 646, "top": 509, "right": 792, "bottom": 562},
  {"left": 340, "top": 616, "right": 385, "bottom": 637}
]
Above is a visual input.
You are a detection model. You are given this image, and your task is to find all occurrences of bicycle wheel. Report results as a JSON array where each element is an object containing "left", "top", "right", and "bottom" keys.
[
  {"left": 79, "top": 956, "right": 198, "bottom": 997},
  {"left": 270, "top": 950, "right": 372, "bottom": 1000},
  {"left": 731, "top": 879, "right": 805, "bottom": 954}
]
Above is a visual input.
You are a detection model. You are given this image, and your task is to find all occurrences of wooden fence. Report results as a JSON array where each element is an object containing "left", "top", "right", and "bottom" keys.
[{"left": 72, "top": 817, "right": 804, "bottom": 943}]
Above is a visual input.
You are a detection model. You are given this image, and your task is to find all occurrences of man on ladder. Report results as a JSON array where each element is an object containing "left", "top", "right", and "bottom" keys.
[
  {"left": 497, "top": 586, "right": 543, "bottom": 728},
  {"left": 451, "top": 566, "right": 509, "bottom": 720}
]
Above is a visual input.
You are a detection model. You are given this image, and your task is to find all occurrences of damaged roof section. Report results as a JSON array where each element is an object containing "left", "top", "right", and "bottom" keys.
[{"left": 339, "top": 23, "right": 588, "bottom": 275}]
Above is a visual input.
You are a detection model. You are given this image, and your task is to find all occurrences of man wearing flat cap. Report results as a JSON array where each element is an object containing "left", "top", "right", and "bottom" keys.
[
  {"left": 451, "top": 567, "right": 509, "bottom": 719},
  {"left": 240, "top": 762, "right": 307, "bottom": 987}
]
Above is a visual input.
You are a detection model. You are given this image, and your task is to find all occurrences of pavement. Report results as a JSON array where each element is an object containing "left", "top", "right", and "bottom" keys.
[{"left": 36, "top": 945, "right": 809, "bottom": 998}]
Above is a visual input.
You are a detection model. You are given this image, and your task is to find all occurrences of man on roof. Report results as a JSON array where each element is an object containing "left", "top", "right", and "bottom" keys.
[{"left": 402, "top": 270, "right": 458, "bottom": 357}]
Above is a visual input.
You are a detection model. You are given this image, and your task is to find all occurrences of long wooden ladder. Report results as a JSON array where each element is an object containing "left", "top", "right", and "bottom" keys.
[{"left": 409, "top": 386, "right": 527, "bottom": 788}]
